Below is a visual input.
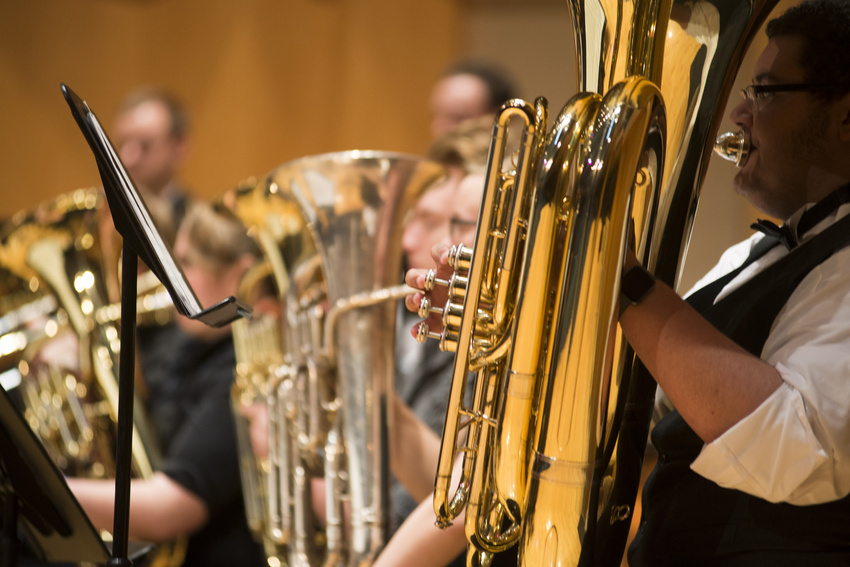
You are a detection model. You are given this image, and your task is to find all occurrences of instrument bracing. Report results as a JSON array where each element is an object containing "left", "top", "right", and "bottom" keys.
[
  {"left": 415, "top": 1, "right": 780, "bottom": 565},
  {"left": 226, "top": 152, "right": 444, "bottom": 567},
  {"left": 0, "top": 188, "right": 184, "bottom": 566}
]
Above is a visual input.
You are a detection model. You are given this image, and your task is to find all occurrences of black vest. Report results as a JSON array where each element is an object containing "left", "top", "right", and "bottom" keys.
[{"left": 628, "top": 213, "right": 850, "bottom": 567}]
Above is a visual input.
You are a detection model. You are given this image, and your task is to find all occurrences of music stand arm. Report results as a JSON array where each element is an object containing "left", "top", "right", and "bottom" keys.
[{"left": 108, "top": 242, "right": 137, "bottom": 567}]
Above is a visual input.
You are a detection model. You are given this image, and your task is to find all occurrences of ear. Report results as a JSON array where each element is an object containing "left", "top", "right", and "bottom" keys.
[
  {"left": 231, "top": 252, "right": 261, "bottom": 297},
  {"left": 170, "top": 133, "right": 190, "bottom": 167}
]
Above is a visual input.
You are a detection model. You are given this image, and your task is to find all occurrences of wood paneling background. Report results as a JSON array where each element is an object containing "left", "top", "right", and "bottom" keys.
[
  {"left": 0, "top": 0, "right": 466, "bottom": 214},
  {"left": 0, "top": 0, "right": 793, "bottom": 291}
]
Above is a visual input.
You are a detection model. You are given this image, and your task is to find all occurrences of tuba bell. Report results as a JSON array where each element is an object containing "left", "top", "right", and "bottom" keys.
[
  {"left": 225, "top": 152, "right": 444, "bottom": 567},
  {"left": 414, "top": 1, "right": 780, "bottom": 565},
  {"left": 0, "top": 187, "right": 184, "bottom": 566}
]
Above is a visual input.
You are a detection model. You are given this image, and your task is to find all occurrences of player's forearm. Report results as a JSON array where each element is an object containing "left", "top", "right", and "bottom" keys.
[{"left": 619, "top": 273, "right": 782, "bottom": 442}]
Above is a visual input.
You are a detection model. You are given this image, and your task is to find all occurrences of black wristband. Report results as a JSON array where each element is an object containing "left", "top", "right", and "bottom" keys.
[{"left": 620, "top": 264, "right": 656, "bottom": 316}]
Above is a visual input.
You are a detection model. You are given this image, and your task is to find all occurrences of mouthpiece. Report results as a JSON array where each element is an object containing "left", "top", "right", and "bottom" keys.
[{"left": 713, "top": 130, "right": 750, "bottom": 167}]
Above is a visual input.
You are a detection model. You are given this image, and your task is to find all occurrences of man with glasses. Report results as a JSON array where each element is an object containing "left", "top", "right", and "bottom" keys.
[
  {"left": 112, "top": 87, "right": 194, "bottom": 230},
  {"left": 375, "top": 167, "right": 490, "bottom": 567},
  {"left": 616, "top": 1, "right": 850, "bottom": 564},
  {"left": 401, "top": 0, "right": 850, "bottom": 565}
]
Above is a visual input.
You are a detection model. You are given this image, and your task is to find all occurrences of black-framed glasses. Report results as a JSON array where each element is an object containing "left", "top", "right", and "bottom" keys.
[{"left": 740, "top": 83, "right": 850, "bottom": 110}]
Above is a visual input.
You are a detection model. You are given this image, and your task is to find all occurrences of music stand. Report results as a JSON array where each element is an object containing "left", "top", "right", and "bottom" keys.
[
  {"left": 0, "top": 384, "right": 113, "bottom": 566},
  {"left": 59, "top": 83, "right": 252, "bottom": 565}
]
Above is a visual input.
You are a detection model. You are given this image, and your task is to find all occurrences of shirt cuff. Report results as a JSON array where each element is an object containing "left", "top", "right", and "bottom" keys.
[{"left": 691, "top": 381, "right": 828, "bottom": 504}]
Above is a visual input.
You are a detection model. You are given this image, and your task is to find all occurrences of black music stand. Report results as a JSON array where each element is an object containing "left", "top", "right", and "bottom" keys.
[
  {"left": 0, "top": 384, "right": 114, "bottom": 567},
  {"left": 59, "top": 83, "right": 252, "bottom": 566}
]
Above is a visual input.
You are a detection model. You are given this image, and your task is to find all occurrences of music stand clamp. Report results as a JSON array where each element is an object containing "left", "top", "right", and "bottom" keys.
[{"left": 60, "top": 83, "right": 252, "bottom": 565}]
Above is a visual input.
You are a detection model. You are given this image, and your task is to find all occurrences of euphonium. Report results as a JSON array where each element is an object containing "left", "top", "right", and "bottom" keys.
[
  {"left": 226, "top": 152, "right": 444, "bottom": 567},
  {"left": 0, "top": 188, "right": 184, "bottom": 566},
  {"left": 415, "top": 1, "right": 780, "bottom": 565}
]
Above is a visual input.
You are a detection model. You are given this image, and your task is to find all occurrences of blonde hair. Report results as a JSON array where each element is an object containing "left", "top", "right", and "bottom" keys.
[{"left": 179, "top": 200, "right": 260, "bottom": 271}]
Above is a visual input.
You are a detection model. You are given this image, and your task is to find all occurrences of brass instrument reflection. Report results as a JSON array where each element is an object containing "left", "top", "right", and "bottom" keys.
[
  {"left": 412, "top": 1, "right": 780, "bottom": 565},
  {"left": 226, "top": 153, "right": 444, "bottom": 566},
  {"left": 0, "top": 187, "right": 184, "bottom": 566}
]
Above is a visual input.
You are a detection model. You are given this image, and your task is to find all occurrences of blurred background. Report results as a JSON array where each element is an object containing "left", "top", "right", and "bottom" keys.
[{"left": 0, "top": 0, "right": 795, "bottom": 291}]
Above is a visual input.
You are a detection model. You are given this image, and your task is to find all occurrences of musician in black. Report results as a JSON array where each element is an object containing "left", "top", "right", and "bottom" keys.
[
  {"left": 404, "top": 1, "right": 850, "bottom": 565},
  {"left": 67, "top": 201, "right": 266, "bottom": 566},
  {"left": 618, "top": 1, "right": 850, "bottom": 564}
]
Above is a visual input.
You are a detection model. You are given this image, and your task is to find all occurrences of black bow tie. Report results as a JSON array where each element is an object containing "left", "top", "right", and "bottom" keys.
[
  {"left": 751, "top": 183, "right": 850, "bottom": 251},
  {"left": 751, "top": 219, "right": 797, "bottom": 250}
]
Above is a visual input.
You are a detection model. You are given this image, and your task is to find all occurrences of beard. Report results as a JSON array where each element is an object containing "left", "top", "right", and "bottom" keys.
[{"left": 733, "top": 102, "right": 830, "bottom": 220}]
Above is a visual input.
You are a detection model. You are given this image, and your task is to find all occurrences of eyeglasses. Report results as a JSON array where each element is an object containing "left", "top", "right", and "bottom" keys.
[{"left": 740, "top": 83, "right": 850, "bottom": 110}]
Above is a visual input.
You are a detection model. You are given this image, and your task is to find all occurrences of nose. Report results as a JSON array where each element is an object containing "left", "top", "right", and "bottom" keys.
[{"left": 728, "top": 97, "right": 753, "bottom": 129}]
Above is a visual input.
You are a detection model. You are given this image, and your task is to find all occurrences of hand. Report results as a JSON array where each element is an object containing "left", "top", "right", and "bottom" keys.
[
  {"left": 404, "top": 243, "right": 453, "bottom": 340},
  {"left": 238, "top": 401, "right": 269, "bottom": 459}
]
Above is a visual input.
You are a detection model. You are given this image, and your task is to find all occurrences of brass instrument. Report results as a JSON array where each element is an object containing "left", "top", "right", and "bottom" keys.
[
  {"left": 414, "top": 1, "right": 780, "bottom": 565},
  {"left": 714, "top": 129, "right": 750, "bottom": 166},
  {"left": 0, "top": 188, "right": 183, "bottom": 566},
  {"left": 226, "top": 153, "right": 444, "bottom": 566}
]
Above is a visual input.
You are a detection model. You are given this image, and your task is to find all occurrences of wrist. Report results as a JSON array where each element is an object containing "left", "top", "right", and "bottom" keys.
[{"left": 619, "top": 264, "right": 656, "bottom": 317}]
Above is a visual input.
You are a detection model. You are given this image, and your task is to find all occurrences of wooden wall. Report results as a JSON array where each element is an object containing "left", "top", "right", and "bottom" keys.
[
  {"left": 0, "top": 0, "right": 466, "bottom": 215},
  {"left": 0, "top": 0, "right": 794, "bottom": 290}
]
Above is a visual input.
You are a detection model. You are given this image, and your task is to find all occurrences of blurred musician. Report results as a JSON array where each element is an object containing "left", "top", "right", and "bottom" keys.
[
  {"left": 429, "top": 59, "right": 519, "bottom": 139},
  {"left": 112, "top": 86, "right": 195, "bottom": 229},
  {"left": 234, "top": 117, "right": 494, "bottom": 567},
  {"left": 393, "top": 116, "right": 492, "bottom": 540},
  {"left": 377, "top": 170, "right": 489, "bottom": 567},
  {"left": 67, "top": 201, "right": 266, "bottom": 567}
]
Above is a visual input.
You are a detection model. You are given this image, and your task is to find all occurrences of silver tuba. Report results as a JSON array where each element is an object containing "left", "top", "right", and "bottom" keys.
[
  {"left": 226, "top": 152, "right": 444, "bottom": 566},
  {"left": 413, "top": 1, "right": 780, "bottom": 565}
]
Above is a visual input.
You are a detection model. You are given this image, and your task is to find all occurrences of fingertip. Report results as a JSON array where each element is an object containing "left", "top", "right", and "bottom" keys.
[
  {"left": 404, "top": 292, "right": 421, "bottom": 312},
  {"left": 430, "top": 242, "right": 450, "bottom": 263}
]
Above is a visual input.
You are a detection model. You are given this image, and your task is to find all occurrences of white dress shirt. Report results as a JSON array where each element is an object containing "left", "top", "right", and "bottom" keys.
[{"left": 682, "top": 202, "right": 850, "bottom": 505}]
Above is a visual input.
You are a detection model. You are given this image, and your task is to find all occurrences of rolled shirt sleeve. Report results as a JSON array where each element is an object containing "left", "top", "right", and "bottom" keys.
[{"left": 691, "top": 244, "right": 850, "bottom": 505}]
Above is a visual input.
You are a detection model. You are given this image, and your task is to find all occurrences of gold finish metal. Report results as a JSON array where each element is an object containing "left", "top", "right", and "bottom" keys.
[
  {"left": 0, "top": 188, "right": 184, "bottom": 566},
  {"left": 413, "top": 1, "right": 781, "bottom": 565}
]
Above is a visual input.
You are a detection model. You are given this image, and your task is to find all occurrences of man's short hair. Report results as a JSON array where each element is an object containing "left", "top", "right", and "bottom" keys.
[
  {"left": 766, "top": 0, "right": 850, "bottom": 101},
  {"left": 117, "top": 86, "right": 191, "bottom": 139},
  {"left": 442, "top": 59, "right": 520, "bottom": 111}
]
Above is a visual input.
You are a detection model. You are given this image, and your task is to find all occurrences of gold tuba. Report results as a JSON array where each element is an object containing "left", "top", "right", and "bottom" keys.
[
  {"left": 225, "top": 152, "right": 444, "bottom": 567},
  {"left": 0, "top": 188, "right": 184, "bottom": 566},
  {"left": 414, "top": 1, "right": 780, "bottom": 565}
]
